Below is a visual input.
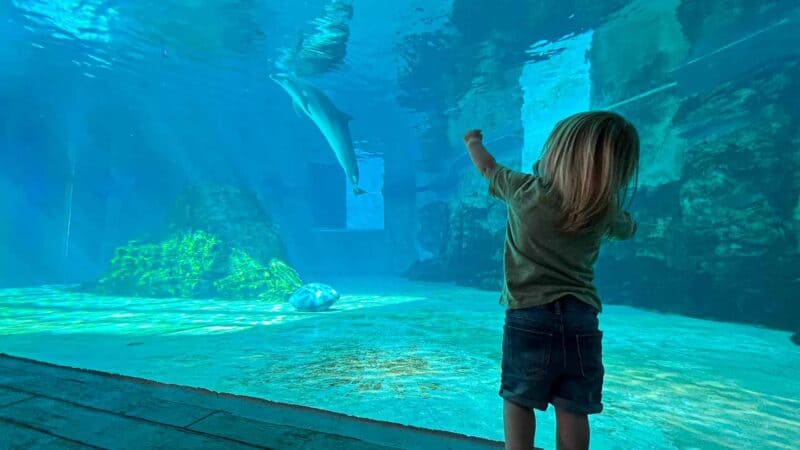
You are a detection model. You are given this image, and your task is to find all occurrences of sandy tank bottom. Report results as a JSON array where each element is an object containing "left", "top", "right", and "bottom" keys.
[{"left": 0, "top": 278, "right": 797, "bottom": 449}]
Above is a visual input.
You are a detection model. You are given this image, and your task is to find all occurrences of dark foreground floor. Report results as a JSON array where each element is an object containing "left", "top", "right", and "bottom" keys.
[{"left": 0, "top": 354, "right": 504, "bottom": 450}]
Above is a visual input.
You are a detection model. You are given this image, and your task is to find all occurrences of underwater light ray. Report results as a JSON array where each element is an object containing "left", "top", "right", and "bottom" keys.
[{"left": 63, "top": 150, "right": 75, "bottom": 258}]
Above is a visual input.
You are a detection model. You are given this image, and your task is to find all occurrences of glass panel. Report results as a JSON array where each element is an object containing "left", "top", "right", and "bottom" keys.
[{"left": 1, "top": 1, "right": 798, "bottom": 448}]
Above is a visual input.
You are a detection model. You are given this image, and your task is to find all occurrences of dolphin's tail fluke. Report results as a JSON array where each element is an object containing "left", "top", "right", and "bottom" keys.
[{"left": 352, "top": 186, "right": 368, "bottom": 196}]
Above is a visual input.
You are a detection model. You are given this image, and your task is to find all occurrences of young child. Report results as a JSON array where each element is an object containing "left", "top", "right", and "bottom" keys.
[{"left": 464, "top": 111, "right": 639, "bottom": 450}]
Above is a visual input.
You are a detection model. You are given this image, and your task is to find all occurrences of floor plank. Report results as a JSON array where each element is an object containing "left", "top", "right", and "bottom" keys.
[
  {"left": 190, "top": 411, "right": 399, "bottom": 450},
  {"left": 0, "top": 354, "right": 505, "bottom": 450},
  {"left": 0, "top": 418, "right": 91, "bottom": 449},
  {"left": 0, "top": 386, "right": 33, "bottom": 407},
  {"left": 0, "top": 396, "right": 262, "bottom": 450}
]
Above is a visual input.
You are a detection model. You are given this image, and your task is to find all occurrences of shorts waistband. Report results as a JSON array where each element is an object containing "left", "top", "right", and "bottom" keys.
[{"left": 540, "top": 295, "right": 595, "bottom": 314}]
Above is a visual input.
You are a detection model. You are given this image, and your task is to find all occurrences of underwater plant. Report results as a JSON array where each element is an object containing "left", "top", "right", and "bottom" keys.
[
  {"left": 92, "top": 183, "right": 302, "bottom": 301},
  {"left": 96, "top": 231, "right": 222, "bottom": 298},
  {"left": 96, "top": 230, "right": 301, "bottom": 301},
  {"left": 214, "top": 250, "right": 302, "bottom": 302}
]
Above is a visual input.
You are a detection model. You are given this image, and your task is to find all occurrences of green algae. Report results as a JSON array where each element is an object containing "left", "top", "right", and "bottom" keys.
[{"left": 96, "top": 231, "right": 300, "bottom": 301}]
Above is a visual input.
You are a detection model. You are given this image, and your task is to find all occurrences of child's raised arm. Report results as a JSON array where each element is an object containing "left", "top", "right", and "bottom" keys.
[
  {"left": 463, "top": 129, "right": 497, "bottom": 178},
  {"left": 464, "top": 129, "right": 532, "bottom": 203}
]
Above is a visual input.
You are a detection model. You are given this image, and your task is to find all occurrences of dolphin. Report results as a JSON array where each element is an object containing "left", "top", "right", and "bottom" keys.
[{"left": 269, "top": 73, "right": 366, "bottom": 195}]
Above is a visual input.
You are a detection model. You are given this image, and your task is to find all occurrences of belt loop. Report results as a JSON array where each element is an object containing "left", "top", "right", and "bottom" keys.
[{"left": 553, "top": 299, "right": 562, "bottom": 315}]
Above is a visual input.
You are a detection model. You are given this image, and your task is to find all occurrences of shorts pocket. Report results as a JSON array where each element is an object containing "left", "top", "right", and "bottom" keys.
[
  {"left": 502, "top": 325, "right": 552, "bottom": 379},
  {"left": 576, "top": 332, "right": 603, "bottom": 379}
]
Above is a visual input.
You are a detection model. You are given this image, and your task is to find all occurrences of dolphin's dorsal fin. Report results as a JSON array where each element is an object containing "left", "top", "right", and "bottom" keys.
[{"left": 339, "top": 110, "right": 353, "bottom": 123}]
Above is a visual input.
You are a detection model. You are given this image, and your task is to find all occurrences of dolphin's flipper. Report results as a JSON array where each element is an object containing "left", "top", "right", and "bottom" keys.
[
  {"left": 292, "top": 101, "right": 305, "bottom": 118},
  {"left": 352, "top": 185, "right": 368, "bottom": 196},
  {"left": 339, "top": 110, "right": 353, "bottom": 123}
]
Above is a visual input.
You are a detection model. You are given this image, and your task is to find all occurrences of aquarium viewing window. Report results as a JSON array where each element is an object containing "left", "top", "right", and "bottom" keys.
[
  {"left": 310, "top": 156, "right": 384, "bottom": 231},
  {"left": 1, "top": 1, "right": 799, "bottom": 448},
  {"left": 520, "top": 31, "right": 593, "bottom": 171},
  {"left": 310, "top": 162, "right": 347, "bottom": 229},
  {"left": 346, "top": 156, "right": 384, "bottom": 230}
]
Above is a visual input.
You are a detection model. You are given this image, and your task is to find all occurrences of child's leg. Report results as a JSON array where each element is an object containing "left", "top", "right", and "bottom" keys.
[
  {"left": 550, "top": 297, "right": 603, "bottom": 450},
  {"left": 504, "top": 400, "right": 534, "bottom": 450},
  {"left": 499, "top": 306, "right": 557, "bottom": 449},
  {"left": 555, "top": 408, "right": 589, "bottom": 450}
]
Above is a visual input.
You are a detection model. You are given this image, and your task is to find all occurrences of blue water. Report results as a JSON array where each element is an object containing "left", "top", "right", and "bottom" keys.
[{"left": 1, "top": 1, "right": 799, "bottom": 449}]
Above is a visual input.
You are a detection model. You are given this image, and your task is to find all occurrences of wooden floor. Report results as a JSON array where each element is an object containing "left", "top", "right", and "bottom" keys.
[{"left": 0, "top": 354, "right": 505, "bottom": 450}]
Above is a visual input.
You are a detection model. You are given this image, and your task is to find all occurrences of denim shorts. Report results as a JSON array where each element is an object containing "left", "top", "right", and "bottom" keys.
[{"left": 499, "top": 295, "right": 604, "bottom": 415}]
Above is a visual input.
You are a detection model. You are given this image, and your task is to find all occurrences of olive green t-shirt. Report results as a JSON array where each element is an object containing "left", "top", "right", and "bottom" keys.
[{"left": 488, "top": 164, "right": 636, "bottom": 312}]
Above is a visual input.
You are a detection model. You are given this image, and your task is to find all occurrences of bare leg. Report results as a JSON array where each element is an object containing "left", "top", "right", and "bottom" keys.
[
  {"left": 555, "top": 408, "right": 589, "bottom": 450},
  {"left": 504, "top": 400, "right": 535, "bottom": 450}
]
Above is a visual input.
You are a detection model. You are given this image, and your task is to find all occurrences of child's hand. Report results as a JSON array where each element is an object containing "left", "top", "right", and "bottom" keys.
[{"left": 464, "top": 129, "right": 483, "bottom": 145}]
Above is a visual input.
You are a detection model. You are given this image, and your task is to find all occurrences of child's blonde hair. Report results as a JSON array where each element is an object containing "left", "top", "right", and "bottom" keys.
[{"left": 538, "top": 111, "right": 640, "bottom": 234}]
